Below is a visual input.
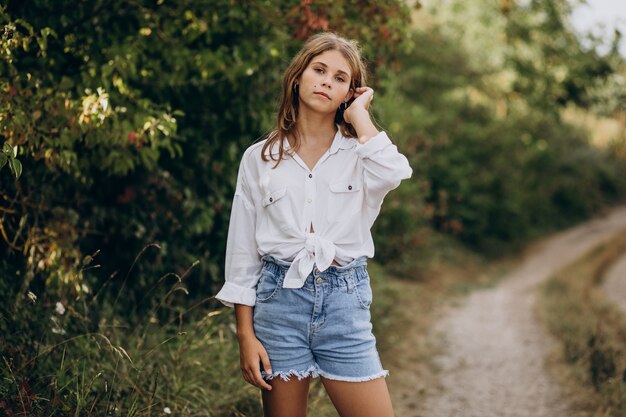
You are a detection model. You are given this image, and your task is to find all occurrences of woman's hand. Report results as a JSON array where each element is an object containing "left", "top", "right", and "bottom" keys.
[
  {"left": 343, "top": 86, "right": 379, "bottom": 143},
  {"left": 343, "top": 86, "right": 374, "bottom": 125},
  {"left": 238, "top": 333, "right": 273, "bottom": 391}
]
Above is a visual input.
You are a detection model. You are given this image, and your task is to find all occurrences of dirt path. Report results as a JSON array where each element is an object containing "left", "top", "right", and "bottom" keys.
[
  {"left": 602, "top": 250, "right": 626, "bottom": 313},
  {"left": 388, "top": 205, "right": 626, "bottom": 417}
]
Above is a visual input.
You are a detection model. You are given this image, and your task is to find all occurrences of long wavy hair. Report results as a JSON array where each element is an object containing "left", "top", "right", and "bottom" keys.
[{"left": 261, "top": 32, "right": 369, "bottom": 165}]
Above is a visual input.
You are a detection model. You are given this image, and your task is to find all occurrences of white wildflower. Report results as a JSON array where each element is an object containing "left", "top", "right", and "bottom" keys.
[
  {"left": 50, "top": 316, "right": 66, "bottom": 335},
  {"left": 55, "top": 302, "right": 66, "bottom": 315},
  {"left": 163, "top": 407, "right": 172, "bottom": 414}
]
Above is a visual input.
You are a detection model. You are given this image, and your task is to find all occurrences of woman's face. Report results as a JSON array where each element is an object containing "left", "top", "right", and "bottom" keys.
[{"left": 297, "top": 49, "right": 354, "bottom": 115}]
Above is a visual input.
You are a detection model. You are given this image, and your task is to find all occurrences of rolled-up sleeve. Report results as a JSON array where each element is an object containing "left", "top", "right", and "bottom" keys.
[
  {"left": 355, "top": 131, "right": 412, "bottom": 209},
  {"left": 215, "top": 154, "right": 262, "bottom": 307}
]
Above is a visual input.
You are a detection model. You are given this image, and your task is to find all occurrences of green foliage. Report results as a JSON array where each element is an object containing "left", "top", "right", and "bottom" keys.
[
  {"left": 0, "top": 0, "right": 410, "bottom": 306},
  {"left": 372, "top": 4, "right": 626, "bottom": 255},
  {"left": 0, "top": 141, "right": 21, "bottom": 177},
  {"left": 0, "top": 252, "right": 257, "bottom": 416}
]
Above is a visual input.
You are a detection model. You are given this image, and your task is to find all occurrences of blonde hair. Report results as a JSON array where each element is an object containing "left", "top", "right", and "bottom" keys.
[{"left": 261, "top": 32, "right": 368, "bottom": 165}]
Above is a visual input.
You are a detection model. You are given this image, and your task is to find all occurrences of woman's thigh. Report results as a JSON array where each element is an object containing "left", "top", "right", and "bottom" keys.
[
  {"left": 320, "top": 376, "right": 394, "bottom": 417},
  {"left": 262, "top": 377, "right": 311, "bottom": 417}
]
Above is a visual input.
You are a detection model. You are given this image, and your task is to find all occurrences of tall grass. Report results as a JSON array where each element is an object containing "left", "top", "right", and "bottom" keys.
[
  {"left": 538, "top": 232, "right": 626, "bottom": 417},
  {"left": 0, "top": 246, "right": 262, "bottom": 416},
  {"left": 0, "top": 246, "right": 401, "bottom": 416}
]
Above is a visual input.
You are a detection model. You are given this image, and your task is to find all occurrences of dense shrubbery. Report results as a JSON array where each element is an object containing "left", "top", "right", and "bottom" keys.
[
  {"left": 1, "top": 0, "right": 626, "bottom": 414},
  {"left": 373, "top": 3, "right": 626, "bottom": 260},
  {"left": 0, "top": 0, "right": 412, "bottom": 414},
  {"left": 0, "top": 0, "right": 411, "bottom": 304}
]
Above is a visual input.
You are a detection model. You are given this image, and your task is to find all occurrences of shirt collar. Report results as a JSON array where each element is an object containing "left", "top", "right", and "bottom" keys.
[
  {"left": 276, "top": 125, "right": 357, "bottom": 156},
  {"left": 328, "top": 126, "right": 357, "bottom": 155}
]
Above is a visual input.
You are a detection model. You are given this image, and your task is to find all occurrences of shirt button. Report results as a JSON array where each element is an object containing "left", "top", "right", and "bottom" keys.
[
  {"left": 348, "top": 185, "right": 353, "bottom": 190},
  {"left": 307, "top": 198, "right": 312, "bottom": 203},
  {"left": 308, "top": 174, "right": 313, "bottom": 178},
  {"left": 269, "top": 197, "right": 273, "bottom": 202},
  {"left": 315, "top": 277, "right": 323, "bottom": 284}
]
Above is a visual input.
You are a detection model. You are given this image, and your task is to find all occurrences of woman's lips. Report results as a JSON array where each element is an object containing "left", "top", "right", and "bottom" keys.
[{"left": 314, "top": 92, "right": 331, "bottom": 100}]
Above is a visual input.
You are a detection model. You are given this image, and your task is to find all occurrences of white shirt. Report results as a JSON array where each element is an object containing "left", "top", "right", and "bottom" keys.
[{"left": 215, "top": 129, "right": 412, "bottom": 307}]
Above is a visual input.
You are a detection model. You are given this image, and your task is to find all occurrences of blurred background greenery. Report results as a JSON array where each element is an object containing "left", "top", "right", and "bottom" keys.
[{"left": 1, "top": 0, "right": 625, "bottom": 415}]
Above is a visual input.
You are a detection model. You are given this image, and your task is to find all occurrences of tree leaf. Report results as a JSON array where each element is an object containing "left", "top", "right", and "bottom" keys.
[{"left": 12, "top": 159, "right": 22, "bottom": 178}]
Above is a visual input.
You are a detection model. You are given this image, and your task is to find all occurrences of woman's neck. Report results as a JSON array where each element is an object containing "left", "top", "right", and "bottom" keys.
[{"left": 295, "top": 109, "right": 337, "bottom": 147}]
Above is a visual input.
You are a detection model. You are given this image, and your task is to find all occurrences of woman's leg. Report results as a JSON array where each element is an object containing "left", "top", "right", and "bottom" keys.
[
  {"left": 261, "top": 377, "right": 311, "bottom": 417},
  {"left": 320, "top": 376, "right": 394, "bottom": 417}
]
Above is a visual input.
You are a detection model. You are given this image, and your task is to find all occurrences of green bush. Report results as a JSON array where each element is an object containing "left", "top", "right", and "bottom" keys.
[
  {"left": 372, "top": 23, "right": 626, "bottom": 256},
  {"left": 0, "top": 0, "right": 410, "bottom": 306}
]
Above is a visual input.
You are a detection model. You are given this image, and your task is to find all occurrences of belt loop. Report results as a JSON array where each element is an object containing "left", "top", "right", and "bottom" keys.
[{"left": 346, "top": 272, "right": 355, "bottom": 293}]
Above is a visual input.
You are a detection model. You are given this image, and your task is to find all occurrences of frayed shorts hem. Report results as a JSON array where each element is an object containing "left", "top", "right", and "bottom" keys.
[
  {"left": 317, "top": 369, "right": 389, "bottom": 382},
  {"left": 262, "top": 364, "right": 389, "bottom": 383},
  {"left": 262, "top": 365, "right": 319, "bottom": 382}
]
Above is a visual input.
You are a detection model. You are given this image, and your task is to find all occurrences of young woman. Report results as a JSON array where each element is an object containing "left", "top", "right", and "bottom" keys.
[{"left": 216, "top": 32, "right": 412, "bottom": 417}]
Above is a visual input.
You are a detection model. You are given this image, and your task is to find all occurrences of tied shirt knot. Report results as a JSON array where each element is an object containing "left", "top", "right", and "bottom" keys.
[{"left": 283, "top": 233, "right": 336, "bottom": 288}]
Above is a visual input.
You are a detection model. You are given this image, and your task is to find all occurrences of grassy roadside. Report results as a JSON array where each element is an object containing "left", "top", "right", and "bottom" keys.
[
  {"left": 0, "top": 298, "right": 263, "bottom": 416},
  {"left": 538, "top": 232, "right": 626, "bottom": 417}
]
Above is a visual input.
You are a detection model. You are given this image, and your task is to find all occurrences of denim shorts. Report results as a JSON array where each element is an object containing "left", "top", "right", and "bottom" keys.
[{"left": 253, "top": 255, "right": 388, "bottom": 382}]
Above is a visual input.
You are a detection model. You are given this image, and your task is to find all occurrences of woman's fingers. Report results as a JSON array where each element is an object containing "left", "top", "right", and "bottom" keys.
[
  {"left": 241, "top": 361, "right": 272, "bottom": 390},
  {"left": 260, "top": 348, "right": 272, "bottom": 376},
  {"left": 254, "top": 370, "right": 273, "bottom": 391},
  {"left": 246, "top": 364, "right": 272, "bottom": 390},
  {"left": 258, "top": 349, "right": 273, "bottom": 390},
  {"left": 351, "top": 87, "right": 374, "bottom": 108},
  {"left": 243, "top": 372, "right": 253, "bottom": 386},
  {"left": 355, "top": 86, "right": 373, "bottom": 95}
]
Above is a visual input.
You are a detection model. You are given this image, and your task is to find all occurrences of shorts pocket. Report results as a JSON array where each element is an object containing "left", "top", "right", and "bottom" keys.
[
  {"left": 354, "top": 275, "right": 373, "bottom": 310},
  {"left": 256, "top": 269, "right": 282, "bottom": 303}
]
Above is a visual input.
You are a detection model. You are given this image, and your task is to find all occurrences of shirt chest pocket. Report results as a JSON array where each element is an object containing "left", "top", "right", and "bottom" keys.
[
  {"left": 327, "top": 180, "right": 363, "bottom": 223},
  {"left": 262, "top": 187, "right": 287, "bottom": 208},
  {"left": 261, "top": 187, "right": 295, "bottom": 231}
]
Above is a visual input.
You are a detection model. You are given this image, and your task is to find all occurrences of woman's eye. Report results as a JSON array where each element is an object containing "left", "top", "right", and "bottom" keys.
[
  {"left": 336, "top": 77, "right": 345, "bottom": 82},
  {"left": 314, "top": 68, "right": 324, "bottom": 73}
]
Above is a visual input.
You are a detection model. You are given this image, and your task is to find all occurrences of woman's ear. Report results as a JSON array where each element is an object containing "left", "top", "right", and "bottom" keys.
[{"left": 344, "top": 88, "right": 354, "bottom": 102}]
